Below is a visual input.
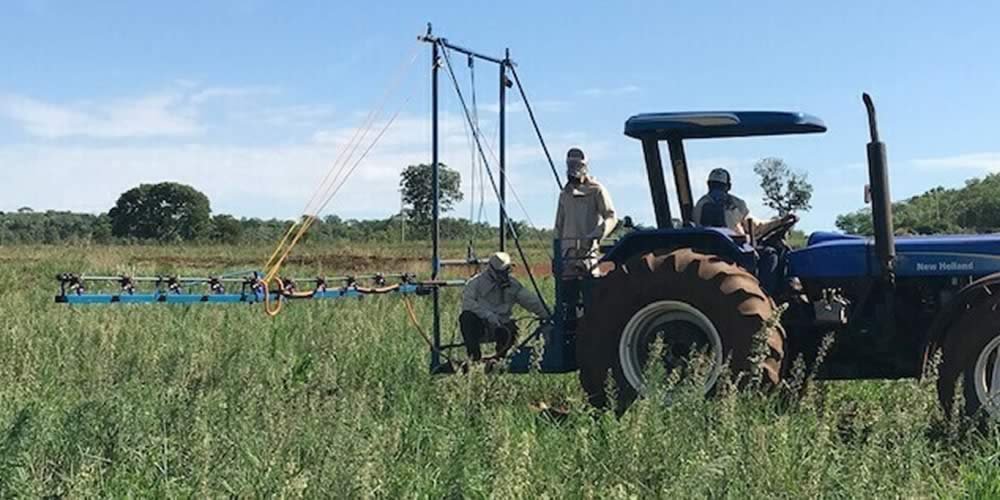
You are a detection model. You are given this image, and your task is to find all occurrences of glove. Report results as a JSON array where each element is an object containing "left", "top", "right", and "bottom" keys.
[{"left": 481, "top": 311, "right": 501, "bottom": 327}]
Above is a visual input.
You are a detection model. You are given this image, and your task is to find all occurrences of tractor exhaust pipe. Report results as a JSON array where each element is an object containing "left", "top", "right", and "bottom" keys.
[{"left": 863, "top": 93, "right": 896, "bottom": 286}]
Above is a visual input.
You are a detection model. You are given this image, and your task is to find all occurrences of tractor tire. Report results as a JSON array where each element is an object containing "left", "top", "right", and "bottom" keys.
[
  {"left": 577, "top": 249, "right": 785, "bottom": 412},
  {"left": 937, "top": 296, "right": 1000, "bottom": 420}
]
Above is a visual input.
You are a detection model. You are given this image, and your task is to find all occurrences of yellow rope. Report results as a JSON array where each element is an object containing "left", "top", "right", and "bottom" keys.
[
  {"left": 402, "top": 296, "right": 452, "bottom": 363},
  {"left": 262, "top": 221, "right": 300, "bottom": 273},
  {"left": 260, "top": 45, "right": 420, "bottom": 291},
  {"left": 264, "top": 104, "right": 408, "bottom": 285}
]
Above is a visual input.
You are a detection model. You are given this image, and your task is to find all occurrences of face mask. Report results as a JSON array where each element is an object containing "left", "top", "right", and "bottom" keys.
[
  {"left": 566, "top": 161, "right": 587, "bottom": 182},
  {"left": 490, "top": 267, "right": 511, "bottom": 286}
]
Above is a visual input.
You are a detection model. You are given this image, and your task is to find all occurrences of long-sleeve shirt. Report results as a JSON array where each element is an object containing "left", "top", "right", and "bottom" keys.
[
  {"left": 554, "top": 177, "right": 617, "bottom": 276},
  {"left": 461, "top": 271, "right": 549, "bottom": 323}
]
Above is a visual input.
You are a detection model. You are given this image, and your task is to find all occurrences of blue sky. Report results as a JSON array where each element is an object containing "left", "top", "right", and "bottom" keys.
[{"left": 2, "top": 1, "right": 999, "bottom": 233}]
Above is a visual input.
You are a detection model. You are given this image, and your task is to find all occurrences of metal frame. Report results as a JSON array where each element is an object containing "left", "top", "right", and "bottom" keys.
[
  {"left": 57, "top": 284, "right": 425, "bottom": 305},
  {"left": 419, "top": 24, "right": 513, "bottom": 372},
  {"left": 641, "top": 137, "right": 695, "bottom": 229},
  {"left": 54, "top": 272, "right": 451, "bottom": 305},
  {"left": 56, "top": 26, "right": 550, "bottom": 376},
  {"left": 641, "top": 139, "right": 672, "bottom": 228}
]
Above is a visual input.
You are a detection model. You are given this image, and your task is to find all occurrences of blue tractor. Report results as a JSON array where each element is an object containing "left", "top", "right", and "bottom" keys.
[{"left": 562, "top": 94, "right": 1000, "bottom": 416}]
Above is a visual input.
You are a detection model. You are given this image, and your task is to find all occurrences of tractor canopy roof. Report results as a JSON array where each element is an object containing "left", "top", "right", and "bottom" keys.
[{"left": 624, "top": 111, "right": 826, "bottom": 140}]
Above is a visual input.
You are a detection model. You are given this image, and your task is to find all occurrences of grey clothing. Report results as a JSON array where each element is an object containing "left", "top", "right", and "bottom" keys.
[
  {"left": 692, "top": 192, "right": 751, "bottom": 233},
  {"left": 461, "top": 271, "right": 548, "bottom": 325},
  {"left": 692, "top": 192, "right": 787, "bottom": 237}
]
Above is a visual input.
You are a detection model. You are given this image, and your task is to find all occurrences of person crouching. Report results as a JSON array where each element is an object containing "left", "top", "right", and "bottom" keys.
[{"left": 460, "top": 252, "right": 549, "bottom": 361}]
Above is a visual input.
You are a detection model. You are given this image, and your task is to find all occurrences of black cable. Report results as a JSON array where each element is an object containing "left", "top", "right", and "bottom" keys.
[
  {"left": 466, "top": 55, "right": 477, "bottom": 223},
  {"left": 440, "top": 45, "right": 552, "bottom": 318},
  {"left": 509, "top": 65, "right": 563, "bottom": 190}
]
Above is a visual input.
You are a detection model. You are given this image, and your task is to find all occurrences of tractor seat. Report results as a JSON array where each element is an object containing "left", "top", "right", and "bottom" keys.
[{"left": 807, "top": 231, "right": 862, "bottom": 246}]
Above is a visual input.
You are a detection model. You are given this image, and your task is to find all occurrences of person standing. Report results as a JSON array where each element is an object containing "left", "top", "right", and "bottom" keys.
[{"left": 554, "top": 147, "right": 617, "bottom": 277}]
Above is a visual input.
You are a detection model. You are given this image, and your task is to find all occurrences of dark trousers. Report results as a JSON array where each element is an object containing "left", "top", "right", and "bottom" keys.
[
  {"left": 558, "top": 278, "right": 583, "bottom": 323},
  {"left": 459, "top": 310, "right": 517, "bottom": 361}
]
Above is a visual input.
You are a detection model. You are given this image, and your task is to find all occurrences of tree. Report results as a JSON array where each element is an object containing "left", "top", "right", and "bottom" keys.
[
  {"left": 109, "top": 182, "right": 211, "bottom": 241},
  {"left": 753, "top": 157, "right": 813, "bottom": 216},
  {"left": 92, "top": 214, "right": 113, "bottom": 243},
  {"left": 211, "top": 214, "right": 243, "bottom": 243},
  {"left": 399, "top": 163, "right": 463, "bottom": 224},
  {"left": 835, "top": 208, "right": 874, "bottom": 235},
  {"left": 955, "top": 174, "right": 1000, "bottom": 232},
  {"left": 835, "top": 174, "right": 1000, "bottom": 236}
]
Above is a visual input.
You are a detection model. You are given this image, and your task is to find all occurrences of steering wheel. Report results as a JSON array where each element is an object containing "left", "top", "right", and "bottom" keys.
[{"left": 758, "top": 214, "right": 799, "bottom": 248}]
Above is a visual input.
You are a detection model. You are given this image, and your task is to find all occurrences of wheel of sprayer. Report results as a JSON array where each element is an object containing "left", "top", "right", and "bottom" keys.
[
  {"left": 576, "top": 249, "right": 785, "bottom": 412},
  {"left": 937, "top": 295, "right": 1000, "bottom": 420}
]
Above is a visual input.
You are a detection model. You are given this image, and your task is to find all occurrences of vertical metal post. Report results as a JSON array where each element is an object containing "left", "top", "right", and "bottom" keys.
[
  {"left": 641, "top": 139, "right": 673, "bottom": 228},
  {"left": 498, "top": 49, "right": 509, "bottom": 251},
  {"left": 666, "top": 138, "right": 694, "bottom": 224},
  {"left": 430, "top": 38, "right": 442, "bottom": 371}
]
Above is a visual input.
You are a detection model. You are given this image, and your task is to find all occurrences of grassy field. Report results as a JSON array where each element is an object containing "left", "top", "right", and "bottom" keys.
[{"left": 2, "top": 244, "right": 1000, "bottom": 497}]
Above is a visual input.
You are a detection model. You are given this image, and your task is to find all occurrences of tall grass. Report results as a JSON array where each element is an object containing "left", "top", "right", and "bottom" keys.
[{"left": 1, "top": 245, "right": 999, "bottom": 497}]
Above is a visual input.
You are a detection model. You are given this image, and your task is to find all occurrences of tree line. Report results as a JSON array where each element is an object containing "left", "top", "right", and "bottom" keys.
[
  {"left": 0, "top": 206, "right": 550, "bottom": 246},
  {"left": 0, "top": 163, "right": 550, "bottom": 245},
  {"left": 9, "top": 158, "right": 994, "bottom": 244},
  {"left": 836, "top": 173, "right": 1000, "bottom": 235}
]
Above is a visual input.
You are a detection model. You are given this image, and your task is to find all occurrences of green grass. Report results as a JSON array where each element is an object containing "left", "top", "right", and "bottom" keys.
[{"left": 2, "top": 244, "right": 1000, "bottom": 497}]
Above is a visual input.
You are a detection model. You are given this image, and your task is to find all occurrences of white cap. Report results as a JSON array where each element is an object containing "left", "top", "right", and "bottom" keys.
[
  {"left": 488, "top": 252, "right": 512, "bottom": 273},
  {"left": 708, "top": 168, "right": 731, "bottom": 185}
]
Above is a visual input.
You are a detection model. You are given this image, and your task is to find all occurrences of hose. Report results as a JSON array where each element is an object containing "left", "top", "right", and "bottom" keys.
[{"left": 402, "top": 297, "right": 453, "bottom": 363}]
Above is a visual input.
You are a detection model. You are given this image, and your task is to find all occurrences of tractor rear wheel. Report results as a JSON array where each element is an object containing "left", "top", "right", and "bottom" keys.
[
  {"left": 576, "top": 249, "right": 785, "bottom": 412},
  {"left": 937, "top": 296, "right": 1000, "bottom": 419}
]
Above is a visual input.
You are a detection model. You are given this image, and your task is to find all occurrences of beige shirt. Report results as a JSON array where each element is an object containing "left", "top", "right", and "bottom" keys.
[
  {"left": 554, "top": 177, "right": 617, "bottom": 275},
  {"left": 461, "top": 271, "right": 549, "bottom": 324}
]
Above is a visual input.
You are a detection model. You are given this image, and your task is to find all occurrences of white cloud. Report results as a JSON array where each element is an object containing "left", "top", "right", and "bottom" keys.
[
  {"left": 0, "top": 92, "right": 201, "bottom": 139},
  {"left": 242, "top": 104, "right": 337, "bottom": 128},
  {"left": 188, "top": 85, "right": 280, "bottom": 104},
  {"left": 0, "top": 84, "right": 292, "bottom": 140},
  {"left": 578, "top": 85, "right": 641, "bottom": 97},
  {"left": 0, "top": 110, "right": 571, "bottom": 225},
  {"left": 913, "top": 152, "right": 1000, "bottom": 173},
  {"left": 0, "top": 82, "right": 616, "bottom": 230}
]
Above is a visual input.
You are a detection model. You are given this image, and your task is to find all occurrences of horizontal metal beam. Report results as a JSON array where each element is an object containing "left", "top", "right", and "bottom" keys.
[
  {"left": 439, "top": 258, "right": 487, "bottom": 267},
  {"left": 74, "top": 273, "right": 409, "bottom": 283},
  {"left": 440, "top": 39, "right": 508, "bottom": 65},
  {"left": 56, "top": 283, "right": 425, "bottom": 305},
  {"left": 418, "top": 35, "right": 509, "bottom": 66},
  {"left": 55, "top": 278, "right": 469, "bottom": 305}
]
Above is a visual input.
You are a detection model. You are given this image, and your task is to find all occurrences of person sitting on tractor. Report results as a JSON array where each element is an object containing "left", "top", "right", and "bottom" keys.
[
  {"left": 692, "top": 167, "right": 794, "bottom": 237},
  {"left": 460, "top": 252, "right": 549, "bottom": 361},
  {"left": 554, "top": 147, "right": 618, "bottom": 277}
]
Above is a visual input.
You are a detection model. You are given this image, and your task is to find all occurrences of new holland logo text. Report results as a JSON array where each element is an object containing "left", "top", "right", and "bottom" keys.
[{"left": 915, "top": 261, "right": 975, "bottom": 272}]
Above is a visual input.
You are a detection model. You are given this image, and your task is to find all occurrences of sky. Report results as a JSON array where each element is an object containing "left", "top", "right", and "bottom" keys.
[{"left": 2, "top": 1, "right": 999, "bottom": 233}]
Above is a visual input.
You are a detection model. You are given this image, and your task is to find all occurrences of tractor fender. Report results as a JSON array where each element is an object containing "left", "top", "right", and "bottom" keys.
[
  {"left": 602, "top": 227, "right": 755, "bottom": 269},
  {"left": 923, "top": 272, "right": 1000, "bottom": 369}
]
